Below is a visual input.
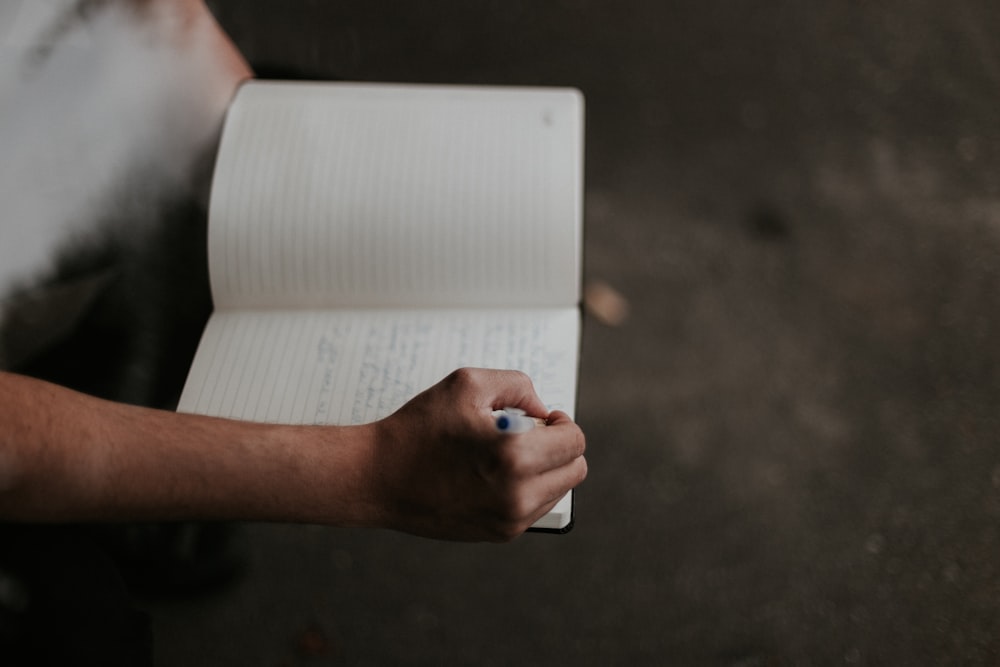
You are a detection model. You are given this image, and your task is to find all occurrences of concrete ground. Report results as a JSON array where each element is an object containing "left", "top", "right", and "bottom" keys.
[{"left": 147, "top": 1, "right": 1000, "bottom": 664}]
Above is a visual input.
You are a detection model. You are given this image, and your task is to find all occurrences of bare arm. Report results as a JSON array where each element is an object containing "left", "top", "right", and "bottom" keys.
[
  {"left": 0, "top": 3, "right": 587, "bottom": 542},
  {"left": 0, "top": 369, "right": 586, "bottom": 542},
  {"left": 0, "top": 370, "right": 378, "bottom": 527}
]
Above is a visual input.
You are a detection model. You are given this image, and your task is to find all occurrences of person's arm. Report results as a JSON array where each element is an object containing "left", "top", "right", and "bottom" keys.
[{"left": 0, "top": 369, "right": 586, "bottom": 542}]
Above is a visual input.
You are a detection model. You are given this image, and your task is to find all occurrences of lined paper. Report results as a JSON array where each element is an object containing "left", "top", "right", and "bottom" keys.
[
  {"left": 179, "top": 307, "right": 579, "bottom": 425},
  {"left": 178, "top": 306, "right": 579, "bottom": 531},
  {"left": 207, "top": 82, "right": 583, "bottom": 311}
]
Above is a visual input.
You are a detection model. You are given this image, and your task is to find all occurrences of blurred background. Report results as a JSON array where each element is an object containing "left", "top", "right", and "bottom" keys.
[{"left": 16, "top": 0, "right": 1000, "bottom": 664}]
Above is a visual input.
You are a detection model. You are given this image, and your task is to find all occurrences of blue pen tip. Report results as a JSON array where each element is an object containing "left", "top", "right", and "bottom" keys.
[{"left": 497, "top": 415, "right": 510, "bottom": 430}]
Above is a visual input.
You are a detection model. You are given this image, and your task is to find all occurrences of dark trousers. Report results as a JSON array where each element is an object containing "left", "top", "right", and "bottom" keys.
[{"left": 0, "top": 525, "right": 153, "bottom": 667}]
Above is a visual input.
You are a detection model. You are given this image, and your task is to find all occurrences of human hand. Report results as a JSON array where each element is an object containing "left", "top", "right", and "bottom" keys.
[{"left": 370, "top": 368, "right": 587, "bottom": 542}]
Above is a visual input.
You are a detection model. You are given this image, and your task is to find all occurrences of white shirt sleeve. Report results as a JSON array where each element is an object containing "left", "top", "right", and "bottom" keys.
[{"left": 0, "top": 1, "right": 234, "bottom": 296}]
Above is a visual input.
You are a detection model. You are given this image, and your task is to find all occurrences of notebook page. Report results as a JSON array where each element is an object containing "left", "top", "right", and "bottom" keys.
[
  {"left": 178, "top": 307, "right": 578, "bottom": 425},
  {"left": 208, "top": 82, "right": 583, "bottom": 311},
  {"left": 177, "top": 306, "right": 579, "bottom": 531}
]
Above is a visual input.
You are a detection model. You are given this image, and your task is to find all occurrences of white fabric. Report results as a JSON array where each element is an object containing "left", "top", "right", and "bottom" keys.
[{"left": 0, "top": 1, "right": 231, "bottom": 297}]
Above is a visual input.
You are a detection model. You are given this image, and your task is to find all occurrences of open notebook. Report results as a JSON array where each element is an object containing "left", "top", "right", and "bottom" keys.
[{"left": 177, "top": 81, "right": 584, "bottom": 532}]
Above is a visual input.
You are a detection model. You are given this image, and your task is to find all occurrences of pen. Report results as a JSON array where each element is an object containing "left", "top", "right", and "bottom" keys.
[{"left": 493, "top": 407, "right": 546, "bottom": 434}]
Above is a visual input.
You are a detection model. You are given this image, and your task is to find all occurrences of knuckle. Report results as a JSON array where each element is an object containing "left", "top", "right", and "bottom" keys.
[
  {"left": 508, "top": 369, "right": 538, "bottom": 395},
  {"left": 509, "top": 369, "right": 533, "bottom": 386},
  {"left": 572, "top": 426, "right": 586, "bottom": 456},
  {"left": 444, "top": 367, "right": 471, "bottom": 387},
  {"left": 510, "top": 496, "right": 534, "bottom": 523},
  {"left": 493, "top": 443, "right": 526, "bottom": 477},
  {"left": 495, "top": 488, "right": 533, "bottom": 524}
]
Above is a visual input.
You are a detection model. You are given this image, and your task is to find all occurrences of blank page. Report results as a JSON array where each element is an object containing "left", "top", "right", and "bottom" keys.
[{"left": 208, "top": 81, "right": 583, "bottom": 311}]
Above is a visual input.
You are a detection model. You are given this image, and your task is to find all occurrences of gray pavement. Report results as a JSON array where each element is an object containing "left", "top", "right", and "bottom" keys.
[{"left": 150, "top": 2, "right": 1000, "bottom": 664}]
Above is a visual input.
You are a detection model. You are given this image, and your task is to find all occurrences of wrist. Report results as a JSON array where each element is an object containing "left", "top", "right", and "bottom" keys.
[{"left": 275, "top": 421, "right": 384, "bottom": 528}]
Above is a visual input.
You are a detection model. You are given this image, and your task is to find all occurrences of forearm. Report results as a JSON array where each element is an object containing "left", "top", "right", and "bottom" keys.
[
  {"left": 0, "top": 369, "right": 587, "bottom": 541},
  {"left": 0, "top": 372, "right": 378, "bottom": 525}
]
